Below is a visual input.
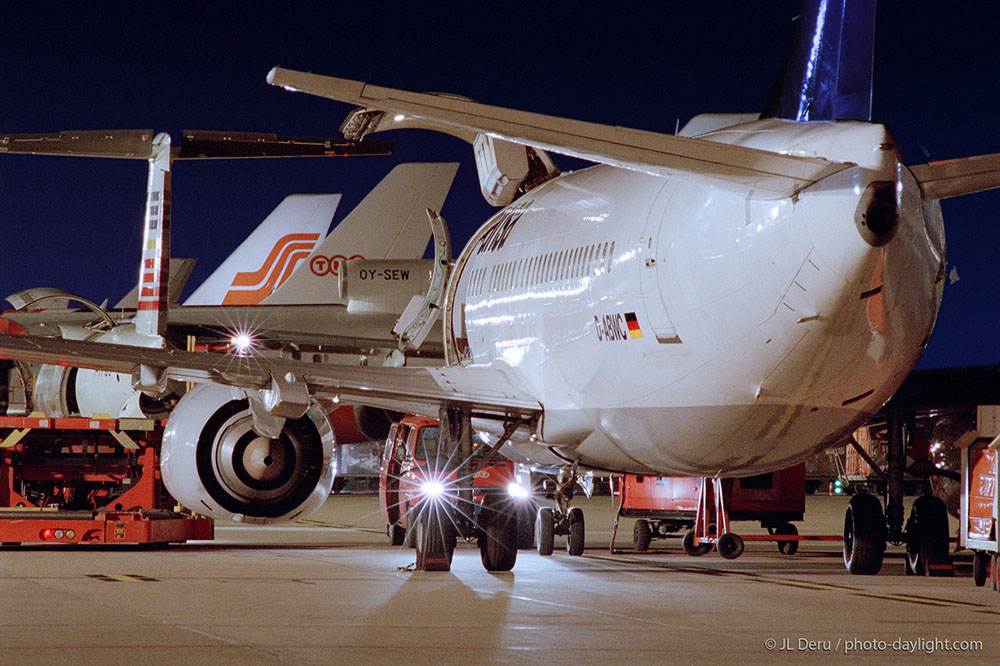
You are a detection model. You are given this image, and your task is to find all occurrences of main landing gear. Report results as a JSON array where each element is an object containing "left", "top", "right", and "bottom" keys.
[
  {"left": 842, "top": 416, "right": 954, "bottom": 576},
  {"left": 413, "top": 408, "right": 526, "bottom": 573},
  {"left": 535, "top": 468, "right": 587, "bottom": 557}
]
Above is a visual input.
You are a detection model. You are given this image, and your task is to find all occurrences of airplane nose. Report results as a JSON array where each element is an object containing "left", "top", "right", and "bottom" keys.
[{"left": 855, "top": 180, "right": 899, "bottom": 246}]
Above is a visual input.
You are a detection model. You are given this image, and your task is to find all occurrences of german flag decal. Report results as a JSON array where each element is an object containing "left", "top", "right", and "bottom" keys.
[
  {"left": 624, "top": 312, "right": 643, "bottom": 338},
  {"left": 595, "top": 312, "right": 645, "bottom": 342}
]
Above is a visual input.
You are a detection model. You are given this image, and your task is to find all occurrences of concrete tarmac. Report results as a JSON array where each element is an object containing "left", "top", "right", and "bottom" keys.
[{"left": 1, "top": 493, "right": 997, "bottom": 665}]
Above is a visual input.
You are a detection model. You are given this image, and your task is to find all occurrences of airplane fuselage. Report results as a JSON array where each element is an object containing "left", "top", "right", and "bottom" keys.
[{"left": 449, "top": 120, "right": 945, "bottom": 476}]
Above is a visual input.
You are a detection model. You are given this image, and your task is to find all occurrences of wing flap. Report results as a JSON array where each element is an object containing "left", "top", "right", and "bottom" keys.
[
  {"left": 910, "top": 152, "right": 1000, "bottom": 200},
  {"left": 267, "top": 67, "right": 852, "bottom": 197}
]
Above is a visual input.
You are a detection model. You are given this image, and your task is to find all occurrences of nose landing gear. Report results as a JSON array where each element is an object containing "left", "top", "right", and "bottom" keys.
[{"left": 535, "top": 467, "right": 587, "bottom": 556}]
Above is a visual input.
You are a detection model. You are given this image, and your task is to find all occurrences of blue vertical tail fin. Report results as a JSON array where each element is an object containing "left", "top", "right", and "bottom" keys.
[{"left": 761, "top": 0, "right": 876, "bottom": 122}]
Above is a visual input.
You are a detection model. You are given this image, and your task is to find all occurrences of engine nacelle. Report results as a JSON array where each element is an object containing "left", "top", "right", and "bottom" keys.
[
  {"left": 161, "top": 384, "right": 336, "bottom": 524},
  {"left": 32, "top": 324, "right": 173, "bottom": 418}
]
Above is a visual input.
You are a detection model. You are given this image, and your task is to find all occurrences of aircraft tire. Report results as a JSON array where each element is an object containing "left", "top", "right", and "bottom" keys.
[
  {"left": 516, "top": 504, "right": 535, "bottom": 550},
  {"left": 566, "top": 507, "right": 585, "bottom": 556},
  {"left": 402, "top": 507, "right": 417, "bottom": 548},
  {"left": 536, "top": 507, "right": 555, "bottom": 556},
  {"left": 843, "top": 494, "right": 885, "bottom": 575},
  {"left": 388, "top": 523, "right": 406, "bottom": 546},
  {"left": 479, "top": 498, "right": 518, "bottom": 572},
  {"left": 904, "top": 496, "right": 952, "bottom": 577},
  {"left": 415, "top": 508, "right": 455, "bottom": 572}
]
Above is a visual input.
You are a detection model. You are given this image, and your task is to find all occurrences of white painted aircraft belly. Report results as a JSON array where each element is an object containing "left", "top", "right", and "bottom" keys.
[{"left": 459, "top": 123, "right": 944, "bottom": 478}]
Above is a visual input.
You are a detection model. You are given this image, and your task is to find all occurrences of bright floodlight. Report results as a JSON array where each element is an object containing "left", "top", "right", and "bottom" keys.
[
  {"left": 421, "top": 480, "right": 446, "bottom": 497},
  {"left": 507, "top": 482, "right": 530, "bottom": 499},
  {"left": 230, "top": 330, "right": 256, "bottom": 356}
]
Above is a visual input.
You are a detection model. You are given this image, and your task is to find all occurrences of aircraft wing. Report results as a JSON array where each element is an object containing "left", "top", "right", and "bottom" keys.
[
  {"left": 909, "top": 152, "right": 1000, "bottom": 200},
  {"left": 0, "top": 333, "right": 538, "bottom": 420},
  {"left": 169, "top": 304, "right": 444, "bottom": 355},
  {"left": 267, "top": 67, "right": 853, "bottom": 198}
]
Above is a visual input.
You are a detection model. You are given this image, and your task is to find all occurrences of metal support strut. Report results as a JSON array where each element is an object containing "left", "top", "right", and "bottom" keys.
[
  {"left": 686, "top": 478, "right": 745, "bottom": 559},
  {"left": 885, "top": 414, "right": 907, "bottom": 543},
  {"left": 439, "top": 405, "right": 474, "bottom": 535}
]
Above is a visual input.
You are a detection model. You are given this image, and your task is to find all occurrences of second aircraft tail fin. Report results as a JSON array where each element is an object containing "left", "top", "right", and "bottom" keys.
[
  {"left": 182, "top": 194, "right": 340, "bottom": 306},
  {"left": 263, "top": 162, "right": 459, "bottom": 305}
]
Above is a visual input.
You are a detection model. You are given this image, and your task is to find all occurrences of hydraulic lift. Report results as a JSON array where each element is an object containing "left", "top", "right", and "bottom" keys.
[{"left": 0, "top": 414, "right": 212, "bottom": 545}]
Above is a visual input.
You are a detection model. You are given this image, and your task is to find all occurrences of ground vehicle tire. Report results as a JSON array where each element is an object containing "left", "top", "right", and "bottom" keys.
[
  {"left": 415, "top": 507, "right": 455, "bottom": 572},
  {"left": 633, "top": 519, "right": 652, "bottom": 552},
  {"left": 536, "top": 507, "right": 555, "bottom": 556},
  {"left": 388, "top": 523, "right": 406, "bottom": 546},
  {"left": 904, "top": 495, "right": 952, "bottom": 577},
  {"left": 479, "top": 498, "right": 518, "bottom": 572},
  {"left": 682, "top": 530, "right": 713, "bottom": 556},
  {"left": 776, "top": 522, "right": 798, "bottom": 555},
  {"left": 717, "top": 532, "right": 744, "bottom": 560},
  {"left": 843, "top": 493, "right": 885, "bottom": 575},
  {"left": 567, "top": 507, "right": 585, "bottom": 556},
  {"left": 973, "top": 551, "right": 989, "bottom": 587}
]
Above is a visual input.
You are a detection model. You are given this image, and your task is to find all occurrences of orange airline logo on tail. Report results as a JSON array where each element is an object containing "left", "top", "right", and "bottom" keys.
[{"left": 222, "top": 233, "right": 321, "bottom": 305}]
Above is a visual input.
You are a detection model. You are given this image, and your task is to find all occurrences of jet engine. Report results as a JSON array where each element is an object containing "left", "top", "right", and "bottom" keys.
[
  {"left": 32, "top": 324, "right": 175, "bottom": 418},
  {"left": 161, "top": 383, "right": 336, "bottom": 524}
]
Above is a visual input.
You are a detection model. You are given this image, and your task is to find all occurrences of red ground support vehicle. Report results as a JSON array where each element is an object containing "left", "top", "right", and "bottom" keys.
[
  {"left": 0, "top": 415, "right": 212, "bottom": 546},
  {"left": 958, "top": 431, "right": 999, "bottom": 589},
  {"left": 613, "top": 463, "right": 807, "bottom": 557},
  {"left": 379, "top": 415, "right": 534, "bottom": 570}
]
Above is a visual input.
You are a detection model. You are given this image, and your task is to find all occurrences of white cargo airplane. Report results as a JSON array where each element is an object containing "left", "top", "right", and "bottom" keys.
[{"left": 2, "top": 0, "right": 999, "bottom": 573}]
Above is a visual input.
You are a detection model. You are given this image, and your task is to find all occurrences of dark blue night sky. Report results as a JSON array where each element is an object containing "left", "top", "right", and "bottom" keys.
[{"left": 1, "top": 1, "right": 998, "bottom": 369}]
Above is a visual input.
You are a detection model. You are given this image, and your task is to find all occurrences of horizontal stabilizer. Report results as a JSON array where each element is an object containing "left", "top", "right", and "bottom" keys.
[
  {"left": 267, "top": 68, "right": 853, "bottom": 197},
  {"left": 0, "top": 130, "right": 155, "bottom": 159},
  {"left": 910, "top": 152, "right": 1000, "bottom": 200},
  {"left": 0, "top": 130, "right": 392, "bottom": 160}
]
